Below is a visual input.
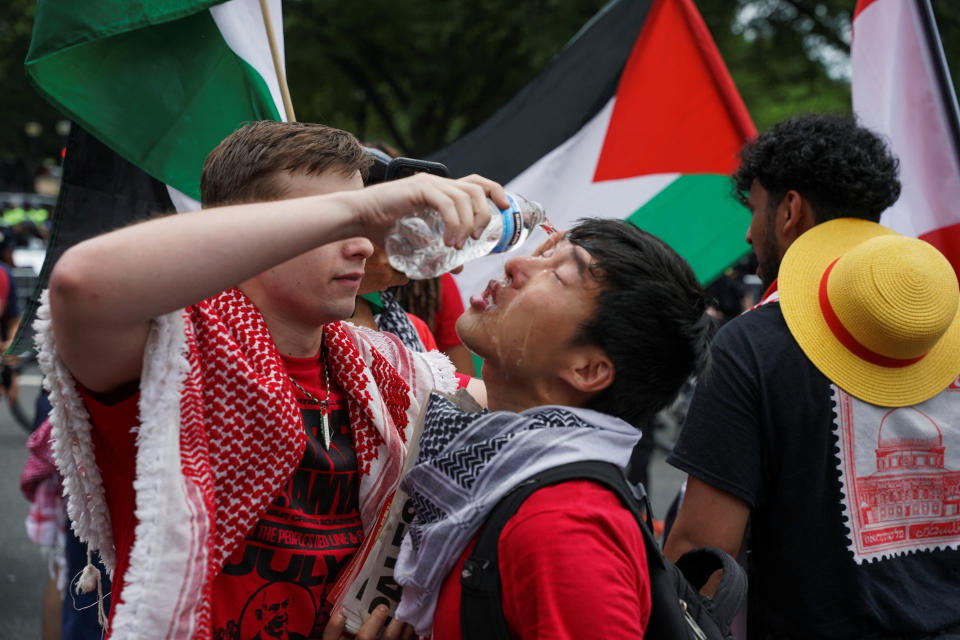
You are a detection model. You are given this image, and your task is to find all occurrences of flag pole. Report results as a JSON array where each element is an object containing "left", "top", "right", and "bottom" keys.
[
  {"left": 919, "top": 0, "right": 960, "bottom": 169},
  {"left": 258, "top": 0, "right": 297, "bottom": 122}
]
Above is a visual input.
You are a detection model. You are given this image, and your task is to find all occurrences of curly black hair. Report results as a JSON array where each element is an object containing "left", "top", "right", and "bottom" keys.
[{"left": 733, "top": 114, "right": 901, "bottom": 223}]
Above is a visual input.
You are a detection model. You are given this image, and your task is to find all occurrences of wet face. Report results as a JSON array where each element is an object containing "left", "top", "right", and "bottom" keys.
[
  {"left": 744, "top": 179, "right": 782, "bottom": 291},
  {"left": 250, "top": 169, "right": 373, "bottom": 326},
  {"left": 456, "top": 233, "right": 601, "bottom": 380},
  {"left": 357, "top": 246, "right": 409, "bottom": 295}
]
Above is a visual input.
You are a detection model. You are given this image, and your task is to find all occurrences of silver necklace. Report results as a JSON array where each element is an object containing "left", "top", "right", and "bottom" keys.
[{"left": 288, "top": 358, "right": 333, "bottom": 450}]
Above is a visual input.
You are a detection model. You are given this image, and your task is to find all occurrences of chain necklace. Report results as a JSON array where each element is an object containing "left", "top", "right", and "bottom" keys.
[{"left": 288, "top": 356, "right": 333, "bottom": 450}]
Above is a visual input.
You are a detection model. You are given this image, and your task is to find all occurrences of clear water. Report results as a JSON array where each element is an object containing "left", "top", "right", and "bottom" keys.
[
  {"left": 386, "top": 194, "right": 546, "bottom": 279},
  {"left": 386, "top": 207, "right": 500, "bottom": 279}
]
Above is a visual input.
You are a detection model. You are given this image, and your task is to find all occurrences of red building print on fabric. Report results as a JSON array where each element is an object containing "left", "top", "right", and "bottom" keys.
[
  {"left": 857, "top": 409, "right": 960, "bottom": 523},
  {"left": 834, "top": 383, "right": 960, "bottom": 563}
]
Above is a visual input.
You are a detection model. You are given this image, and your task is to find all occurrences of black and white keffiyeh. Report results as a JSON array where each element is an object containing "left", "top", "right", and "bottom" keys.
[
  {"left": 374, "top": 289, "right": 426, "bottom": 352},
  {"left": 394, "top": 393, "right": 642, "bottom": 635}
]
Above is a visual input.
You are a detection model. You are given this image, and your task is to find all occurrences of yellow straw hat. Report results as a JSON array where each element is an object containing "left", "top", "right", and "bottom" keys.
[{"left": 779, "top": 218, "right": 960, "bottom": 407}]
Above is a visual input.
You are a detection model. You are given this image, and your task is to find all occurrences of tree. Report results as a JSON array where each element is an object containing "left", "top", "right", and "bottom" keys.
[
  {"left": 0, "top": 0, "right": 67, "bottom": 191},
  {"left": 283, "top": 0, "right": 609, "bottom": 156},
  {"left": 933, "top": 0, "right": 960, "bottom": 95},
  {"left": 700, "top": 0, "right": 960, "bottom": 132},
  {"left": 697, "top": 0, "right": 853, "bottom": 132},
  {"left": 283, "top": 0, "right": 960, "bottom": 151},
  {"left": 2, "top": 0, "right": 959, "bottom": 185}
]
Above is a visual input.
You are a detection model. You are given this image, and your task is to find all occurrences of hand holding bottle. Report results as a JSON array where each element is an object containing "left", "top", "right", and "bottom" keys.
[
  {"left": 347, "top": 172, "right": 509, "bottom": 250},
  {"left": 385, "top": 183, "right": 547, "bottom": 280}
]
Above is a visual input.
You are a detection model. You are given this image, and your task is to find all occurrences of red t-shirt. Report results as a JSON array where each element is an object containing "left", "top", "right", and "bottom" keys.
[
  {"left": 407, "top": 312, "right": 439, "bottom": 352},
  {"left": 0, "top": 266, "right": 10, "bottom": 316},
  {"left": 404, "top": 313, "right": 473, "bottom": 390},
  {"left": 433, "top": 274, "right": 465, "bottom": 352},
  {"left": 432, "top": 481, "right": 651, "bottom": 640},
  {"left": 80, "top": 351, "right": 362, "bottom": 639}
]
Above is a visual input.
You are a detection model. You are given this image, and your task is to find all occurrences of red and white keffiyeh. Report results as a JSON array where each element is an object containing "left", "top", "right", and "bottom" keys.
[
  {"left": 35, "top": 287, "right": 455, "bottom": 640},
  {"left": 20, "top": 417, "right": 64, "bottom": 549}
]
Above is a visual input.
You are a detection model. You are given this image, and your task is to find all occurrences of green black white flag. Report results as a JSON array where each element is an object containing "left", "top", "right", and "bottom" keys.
[
  {"left": 19, "top": 0, "right": 289, "bottom": 351},
  {"left": 26, "top": 0, "right": 288, "bottom": 205},
  {"left": 433, "top": 0, "right": 757, "bottom": 299}
]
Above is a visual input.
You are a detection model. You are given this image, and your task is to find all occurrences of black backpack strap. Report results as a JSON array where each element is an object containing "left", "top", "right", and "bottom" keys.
[
  {"left": 459, "top": 461, "right": 653, "bottom": 640},
  {"left": 674, "top": 547, "right": 747, "bottom": 632},
  {"left": 459, "top": 460, "right": 748, "bottom": 640}
]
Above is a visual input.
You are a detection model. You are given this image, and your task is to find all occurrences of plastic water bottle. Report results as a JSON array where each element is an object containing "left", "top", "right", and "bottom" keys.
[{"left": 385, "top": 193, "right": 547, "bottom": 279}]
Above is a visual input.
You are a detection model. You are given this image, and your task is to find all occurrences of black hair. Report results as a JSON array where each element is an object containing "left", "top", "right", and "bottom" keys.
[
  {"left": 568, "top": 219, "right": 713, "bottom": 429},
  {"left": 733, "top": 113, "right": 901, "bottom": 223}
]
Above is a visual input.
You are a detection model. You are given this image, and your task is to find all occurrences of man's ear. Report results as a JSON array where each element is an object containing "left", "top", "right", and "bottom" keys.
[
  {"left": 557, "top": 345, "right": 614, "bottom": 394},
  {"left": 778, "top": 189, "right": 816, "bottom": 243}
]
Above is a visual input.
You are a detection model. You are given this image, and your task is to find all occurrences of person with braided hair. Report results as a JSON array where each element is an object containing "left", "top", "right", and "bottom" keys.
[
  {"left": 358, "top": 142, "right": 475, "bottom": 377},
  {"left": 394, "top": 274, "right": 476, "bottom": 376},
  {"left": 348, "top": 244, "right": 486, "bottom": 406},
  {"left": 41, "top": 121, "right": 505, "bottom": 640}
]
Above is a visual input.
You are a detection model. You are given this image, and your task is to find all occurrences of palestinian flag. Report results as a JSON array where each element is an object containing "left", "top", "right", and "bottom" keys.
[
  {"left": 18, "top": 0, "right": 289, "bottom": 350},
  {"left": 852, "top": 0, "right": 960, "bottom": 275},
  {"left": 25, "top": 0, "right": 288, "bottom": 205},
  {"left": 431, "top": 0, "right": 756, "bottom": 303}
]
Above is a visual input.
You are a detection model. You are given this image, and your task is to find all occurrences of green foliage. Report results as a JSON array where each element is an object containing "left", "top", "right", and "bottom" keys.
[
  {"left": 2, "top": 0, "right": 960, "bottom": 186},
  {"left": 698, "top": 0, "right": 853, "bottom": 132},
  {"left": 283, "top": 0, "right": 960, "bottom": 148},
  {"left": 0, "top": 0, "right": 67, "bottom": 189},
  {"left": 933, "top": 0, "right": 960, "bottom": 101},
  {"left": 283, "top": 0, "right": 608, "bottom": 155}
]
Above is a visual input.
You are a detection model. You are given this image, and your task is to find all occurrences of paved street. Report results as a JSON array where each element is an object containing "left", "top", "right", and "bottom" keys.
[
  {"left": 0, "top": 364, "right": 49, "bottom": 638},
  {"left": 649, "top": 446, "right": 688, "bottom": 525},
  {"left": 0, "top": 362, "right": 687, "bottom": 638}
]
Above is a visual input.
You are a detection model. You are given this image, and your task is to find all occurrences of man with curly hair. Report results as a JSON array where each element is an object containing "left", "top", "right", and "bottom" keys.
[
  {"left": 665, "top": 114, "right": 960, "bottom": 638},
  {"left": 726, "top": 113, "right": 901, "bottom": 295}
]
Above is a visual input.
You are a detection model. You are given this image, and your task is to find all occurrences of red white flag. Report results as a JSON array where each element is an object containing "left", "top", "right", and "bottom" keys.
[{"left": 852, "top": 0, "right": 960, "bottom": 274}]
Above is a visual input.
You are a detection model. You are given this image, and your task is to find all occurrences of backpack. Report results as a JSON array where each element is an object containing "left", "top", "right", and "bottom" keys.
[{"left": 459, "top": 461, "right": 746, "bottom": 640}]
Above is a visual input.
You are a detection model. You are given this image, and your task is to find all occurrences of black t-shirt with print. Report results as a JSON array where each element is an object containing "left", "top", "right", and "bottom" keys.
[{"left": 668, "top": 302, "right": 960, "bottom": 639}]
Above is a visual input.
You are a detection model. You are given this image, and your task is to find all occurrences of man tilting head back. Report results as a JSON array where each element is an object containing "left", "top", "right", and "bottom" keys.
[{"left": 391, "top": 219, "right": 713, "bottom": 639}]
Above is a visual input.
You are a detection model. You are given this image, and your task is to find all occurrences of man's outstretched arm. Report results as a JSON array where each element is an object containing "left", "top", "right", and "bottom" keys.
[
  {"left": 663, "top": 475, "right": 750, "bottom": 562},
  {"left": 50, "top": 173, "right": 504, "bottom": 393}
]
